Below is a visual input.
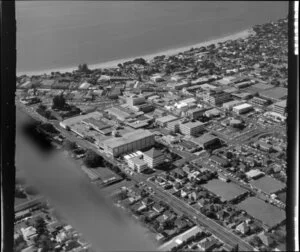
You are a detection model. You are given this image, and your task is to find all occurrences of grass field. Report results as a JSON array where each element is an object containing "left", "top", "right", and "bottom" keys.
[
  {"left": 249, "top": 176, "right": 285, "bottom": 194},
  {"left": 237, "top": 197, "right": 285, "bottom": 228},
  {"left": 202, "top": 179, "right": 247, "bottom": 201}
]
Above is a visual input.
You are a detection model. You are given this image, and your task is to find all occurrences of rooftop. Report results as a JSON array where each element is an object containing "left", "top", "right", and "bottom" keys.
[
  {"left": 143, "top": 148, "right": 164, "bottom": 159},
  {"left": 156, "top": 115, "right": 178, "bottom": 124},
  {"left": 273, "top": 99, "right": 287, "bottom": 108},
  {"left": 233, "top": 103, "right": 253, "bottom": 110},
  {"left": 102, "top": 129, "right": 153, "bottom": 148}
]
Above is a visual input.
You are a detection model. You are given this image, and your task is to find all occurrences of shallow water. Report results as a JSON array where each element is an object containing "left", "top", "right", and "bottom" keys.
[{"left": 16, "top": 1, "right": 288, "bottom": 73}]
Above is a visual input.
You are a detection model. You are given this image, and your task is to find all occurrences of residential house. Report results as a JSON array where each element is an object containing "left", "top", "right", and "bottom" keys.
[
  {"left": 259, "top": 232, "right": 275, "bottom": 247},
  {"left": 198, "top": 237, "right": 219, "bottom": 251},
  {"left": 152, "top": 202, "right": 166, "bottom": 214},
  {"left": 236, "top": 222, "right": 250, "bottom": 235}
]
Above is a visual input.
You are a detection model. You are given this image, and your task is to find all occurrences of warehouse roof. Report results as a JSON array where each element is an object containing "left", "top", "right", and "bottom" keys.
[
  {"left": 143, "top": 148, "right": 164, "bottom": 159},
  {"left": 233, "top": 103, "right": 252, "bottom": 110},
  {"left": 156, "top": 115, "right": 178, "bottom": 124},
  {"left": 102, "top": 129, "right": 153, "bottom": 148}
]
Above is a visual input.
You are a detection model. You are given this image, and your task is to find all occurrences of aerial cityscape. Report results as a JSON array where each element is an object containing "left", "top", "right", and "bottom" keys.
[{"left": 14, "top": 2, "right": 288, "bottom": 252}]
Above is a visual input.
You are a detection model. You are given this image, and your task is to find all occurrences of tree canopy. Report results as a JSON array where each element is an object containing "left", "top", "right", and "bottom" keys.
[
  {"left": 83, "top": 149, "right": 104, "bottom": 168},
  {"left": 63, "top": 140, "right": 77, "bottom": 151},
  {"left": 52, "top": 93, "right": 66, "bottom": 110}
]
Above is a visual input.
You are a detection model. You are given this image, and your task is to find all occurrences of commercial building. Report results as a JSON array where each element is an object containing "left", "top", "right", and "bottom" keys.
[
  {"left": 273, "top": 100, "right": 287, "bottom": 115},
  {"left": 179, "top": 121, "right": 205, "bottom": 136},
  {"left": 232, "top": 103, "right": 253, "bottom": 114},
  {"left": 251, "top": 96, "right": 270, "bottom": 106},
  {"left": 167, "top": 119, "right": 182, "bottom": 132},
  {"left": 143, "top": 148, "right": 165, "bottom": 168},
  {"left": 156, "top": 115, "right": 178, "bottom": 127},
  {"left": 101, "top": 129, "right": 154, "bottom": 157},
  {"left": 203, "top": 90, "right": 231, "bottom": 106},
  {"left": 125, "top": 153, "right": 148, "bottom": 173},
  {"left": 126, "top": 95, "right": 146, "bottom": 107},
  {"left": 105, "top": 107, "right": 132, "bottom": 121},
  {"left": 222, "top": 100, "right": 244, "bottom": 111},
  {"left": 186, "top": 107, "right": 207, "bottom": 119}
]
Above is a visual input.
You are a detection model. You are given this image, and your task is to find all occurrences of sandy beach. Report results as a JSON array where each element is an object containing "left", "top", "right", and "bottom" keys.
[{"left": 17, "top": 29, "right": 253, "bottom": 77}]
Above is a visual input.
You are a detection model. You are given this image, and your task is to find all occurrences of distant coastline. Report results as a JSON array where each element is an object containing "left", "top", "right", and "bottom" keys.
[{"left": 17, "top": 29, "right": 253, "bottom": 77}]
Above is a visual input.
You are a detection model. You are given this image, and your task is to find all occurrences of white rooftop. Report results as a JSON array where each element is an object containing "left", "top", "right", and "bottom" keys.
[{"left": 233, "top": 103, "right": 253, "bottom": 110}]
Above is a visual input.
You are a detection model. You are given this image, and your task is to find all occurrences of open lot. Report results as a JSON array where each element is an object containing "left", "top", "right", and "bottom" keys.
[
  {"left": 237, "top": 197, "right": 285, "bottom": 228},
  {"left": 202, "top": 179, "right": 247, "bottom": 202},
  {"left": 249, "top": 176, "right": 286, "bottom": 194}
]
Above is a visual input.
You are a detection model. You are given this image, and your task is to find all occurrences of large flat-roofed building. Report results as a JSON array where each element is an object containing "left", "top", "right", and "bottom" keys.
[
  {"left": 203, "top": 90, "right": 231, "bottom": 106},
  {"left": 273, "top": 100, "right": 287, "bottom": 115},
  {"left": 232, "top": 103, "right": 253, "bottom": 114},
  {"left": 259, "top": 87, "right": 287, "bottom": 103},
  {"left": 82, "top": 117, "right": 112, "bottom": 135},
  {"left": 143, "top": 148, "right": 164, "bottom": 168},
  {"left": 101, "top": 129, "right": 154, "bottom": 157},
  {"left": 179, "top": 121, "right": 205, "bottom": 136},
  {"left": 156, "top": 115, "right": 178, "bottom": 127}
]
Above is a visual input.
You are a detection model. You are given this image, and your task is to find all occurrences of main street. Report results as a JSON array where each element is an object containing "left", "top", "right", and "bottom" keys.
[{"left": 145, "top": 179, "right": 254, "bottom": 251}]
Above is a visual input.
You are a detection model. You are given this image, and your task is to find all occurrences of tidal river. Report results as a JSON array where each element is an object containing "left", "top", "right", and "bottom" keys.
[{"left": 15, "top": 109, "right": 157, "bottom": 251}]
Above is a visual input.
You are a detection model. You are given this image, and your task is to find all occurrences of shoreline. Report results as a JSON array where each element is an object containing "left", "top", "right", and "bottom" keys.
[{"left": 17, "top": 28, "right": 254, "bottom": 77}]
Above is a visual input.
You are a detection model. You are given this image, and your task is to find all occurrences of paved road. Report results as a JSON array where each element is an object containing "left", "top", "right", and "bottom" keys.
[{"left": 146, "top": 179, "right": 254, "bottom": 251}]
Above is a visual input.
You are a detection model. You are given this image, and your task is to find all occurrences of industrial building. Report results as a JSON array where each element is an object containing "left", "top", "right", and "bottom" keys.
[
  {"left": 179, "top": 121, "right": 205, "bottom": 136},
  {"left": 203, "top": 90, "right": 232, "bottom": 106},
  {"left": 101, "top": 129, "right": 154, "bottom": 157},
  {"left": 273, "top": 100, "right": 287, "bottom": 115},
  {"left": 82, "top": 117, "right": 112, "bottom": 135},
  {"left": 143, "top": 148, "right": 165, "bottom": 168},
  {"left": 232, "top": 103, "right": 253, "bottom": 114}
]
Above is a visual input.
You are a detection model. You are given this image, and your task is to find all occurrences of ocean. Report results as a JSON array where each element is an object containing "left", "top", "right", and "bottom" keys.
[{"left": 16, "top": 1, "right": 288, "bottom": 74}]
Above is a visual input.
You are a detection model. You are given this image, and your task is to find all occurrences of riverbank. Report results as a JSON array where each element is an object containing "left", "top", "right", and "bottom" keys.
[{"left": 17, "top": 29, "right": 253, "bottom": 77}]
